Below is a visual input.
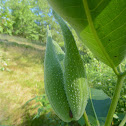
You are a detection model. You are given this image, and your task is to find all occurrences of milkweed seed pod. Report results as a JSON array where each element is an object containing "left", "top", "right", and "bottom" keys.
[
  {"left": 44, "top": 28, "right": 72, "bottom": 122},
  {"left": 53, "top": 11, "right": 89, "bottom": 120},
  {"left": 44, "top": 12, "right": 89, "bottom": 122}
]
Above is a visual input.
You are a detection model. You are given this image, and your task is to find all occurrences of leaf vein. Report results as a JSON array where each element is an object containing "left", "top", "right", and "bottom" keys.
[
  {"left": 107, "top": 44, "right": 126, "bottom": 54},
  {"left": 90, "top": 0, "right": 104, "bottom": 12},
  {"left": 101, "top": 22, "right": 126, "bottom": 40},
  {"left": 104, "top": 35, "right": 126, "bottom": 48},
  {"left": 98, "top": 7, "right": 126, "bottom": 29}
]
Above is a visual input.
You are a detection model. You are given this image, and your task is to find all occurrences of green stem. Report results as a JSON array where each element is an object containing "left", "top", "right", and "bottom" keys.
[
  {"left": 119, "top": 115, "right": 126, "bottom": 126},
  {"left": 117, "top": 64, "right": 122, "bottom": 73},
  {"left": 105, "top": 74, "right": 126, "bottom": 126},
  {"left": 83, "top": 111, "right": 91, "bottom": 126}
]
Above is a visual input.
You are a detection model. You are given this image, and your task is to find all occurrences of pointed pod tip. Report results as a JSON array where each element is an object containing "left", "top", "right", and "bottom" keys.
[
  {"left": 47, "top": 25, "right": 49, "bottom": 30},
  {"left": 47, "top": 25, "right": 52, "bottom": 37}
]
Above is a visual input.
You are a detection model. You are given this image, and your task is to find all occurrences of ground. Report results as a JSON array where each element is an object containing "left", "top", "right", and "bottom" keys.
[{"left": 0, "top": 34, "right": 46, "bottom": 125}]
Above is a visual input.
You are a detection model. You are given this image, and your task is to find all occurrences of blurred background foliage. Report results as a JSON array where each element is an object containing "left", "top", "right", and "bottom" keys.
[
  {"left": 0, "top": 0, "right": 63, "bottom": 43},
  {"left": 0, "top": 0, "right": 126, "bottom": 126}
]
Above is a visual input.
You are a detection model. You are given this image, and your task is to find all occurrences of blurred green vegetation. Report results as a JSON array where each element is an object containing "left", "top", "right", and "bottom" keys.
[
  {"left": 0, "top": 0, "right": 63, "bottom": 43},
  {"left": 82, "top": 49, "right": 126, "bottom": 113}
]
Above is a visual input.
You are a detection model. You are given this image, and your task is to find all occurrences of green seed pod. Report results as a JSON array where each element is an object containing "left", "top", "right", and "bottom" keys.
[
  {"left": 44, "top": 28, "right": 72, "bottom": 122},
  {"left": 44, "top": 12, "right": 89, "bottom": 122},
  {"left": 53, "top": 11, "right": 89, "bottom": 120},
  {"left": 52, "top": 40, "right": 64, "bottom": 70}
]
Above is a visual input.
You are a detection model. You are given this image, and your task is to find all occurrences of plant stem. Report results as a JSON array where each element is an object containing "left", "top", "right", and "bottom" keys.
[
  {"left": 117, "top": 64, "right": 122, "bottom": 73},
  {"left": 83, "top": 111, "right": 91, "bottom": 126},
  {"left": 105, "top": 74, "right": 126, "bottom": 126},
  {"left": 119, "top": 115, "right": 126, "bottom": 126}
]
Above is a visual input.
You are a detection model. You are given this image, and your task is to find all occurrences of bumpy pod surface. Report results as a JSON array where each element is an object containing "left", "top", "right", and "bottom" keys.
[
  {"left": 44, "top": 12, "right": 89, "bottom": 122},
  {"left": 53, "top": 11, "right": 89, "bottom": 120},
  {"left": 44, "top": 29, "right": 72, "bottom": 122}
]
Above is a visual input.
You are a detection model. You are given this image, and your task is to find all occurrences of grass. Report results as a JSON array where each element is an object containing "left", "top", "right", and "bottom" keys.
[{"left": 0, "top": 34, "right": 46, "bottom": 125}]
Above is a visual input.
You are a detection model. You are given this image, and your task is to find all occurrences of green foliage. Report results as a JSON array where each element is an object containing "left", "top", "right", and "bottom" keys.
[
  {"left": 25, "top": 94, "right": 80, "bottom": 126},
  {"left": 80, "top": 49, "right": 126, "bottom": 113},
  {"left": 47, "top": 0, "right": 126, "bottom": 69},
  {"left": 25, "top": 94, "right": 51, "bottom": 119},
  {"left": 0, "top": 0, "right": 63, "bottom": 43},
  {"left": 0, "top": 1, "right": 14, "bottom": 35},
  {"left": 80, "top": 50, "right": 126, "bottom": 125}
]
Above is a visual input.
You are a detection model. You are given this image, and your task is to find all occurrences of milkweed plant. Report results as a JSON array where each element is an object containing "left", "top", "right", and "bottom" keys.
[{"left": 44, "top": 0, "right": 126, "bottom": 126}]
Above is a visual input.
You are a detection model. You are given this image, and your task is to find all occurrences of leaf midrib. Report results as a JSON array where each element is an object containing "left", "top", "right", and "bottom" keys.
[{"left": 82, "top": 0, "right": 119, "bottom": 75}]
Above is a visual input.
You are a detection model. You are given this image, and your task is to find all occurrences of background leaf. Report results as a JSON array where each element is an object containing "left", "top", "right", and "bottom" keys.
[
  {"left": 78, "top": 88, "right": 111, "bottom": 126},
  {"left": 47, "top": 0, "right": 126, "bottom": 67}
]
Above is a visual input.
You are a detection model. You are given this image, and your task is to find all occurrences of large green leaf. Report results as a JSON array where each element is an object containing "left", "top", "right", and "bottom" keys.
[
  {"left": 47, "top": 0, "right": 126, "bottom": 68},
  {"left": 78, "top": 88, "right": 111, "bottom": 126}
]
